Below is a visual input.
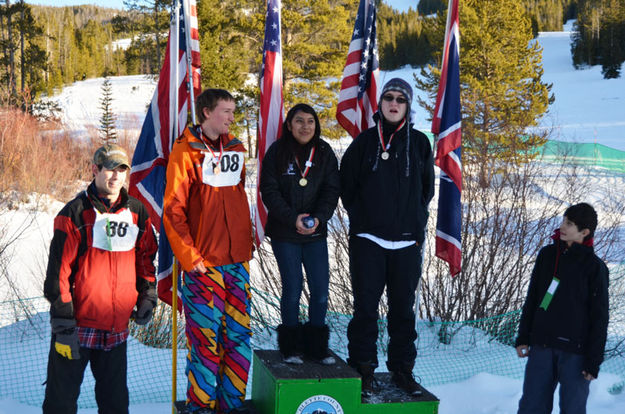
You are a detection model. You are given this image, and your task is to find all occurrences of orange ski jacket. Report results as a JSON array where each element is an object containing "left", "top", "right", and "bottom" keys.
[{"left": 163, "top": 126, "right": 253, "bottom": 272}]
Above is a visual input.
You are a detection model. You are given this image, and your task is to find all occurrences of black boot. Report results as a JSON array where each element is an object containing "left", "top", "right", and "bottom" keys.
[
  {"left": 277, "top": 324, "right": 303, "bottom": 364},
  {"left": 302, "top": 322, "right": 336, "bottom": 365},
  {"left": 390, "top": 363, "right": 422, "bottom": 396},
  {"left": 354, "top": 362, "right": 376, "bottom": 397}
]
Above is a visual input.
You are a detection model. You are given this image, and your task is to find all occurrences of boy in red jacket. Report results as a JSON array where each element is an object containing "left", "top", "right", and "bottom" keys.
[{"left": 43, "top": 144, "right": 157, "bottom": 414}]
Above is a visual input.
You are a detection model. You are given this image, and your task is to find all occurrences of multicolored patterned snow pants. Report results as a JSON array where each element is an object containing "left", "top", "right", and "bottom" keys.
[{"left": 182, "top": 262, "right": 252, "bottom": 412}]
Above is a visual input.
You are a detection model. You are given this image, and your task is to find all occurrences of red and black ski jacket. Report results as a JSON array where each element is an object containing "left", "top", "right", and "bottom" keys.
[{"left": 44, "top": 182, "right": 157, "bottom": 332}]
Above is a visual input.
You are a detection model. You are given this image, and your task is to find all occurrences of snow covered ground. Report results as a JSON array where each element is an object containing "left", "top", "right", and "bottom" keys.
[
  {"left": 3, "top": 19, "right": 625, "bottom": 414},
  {"left": 50, "top": 75, "right": 156, "bottom": 139},
  {"left": 534, "top": 21, "right": 625, "bottom": 149},
  {"left": 2, "top": 306, "right": 624, "bottom": 414},
  {"left": 2, "top": 378, "right": 623, "bottom": 413}
]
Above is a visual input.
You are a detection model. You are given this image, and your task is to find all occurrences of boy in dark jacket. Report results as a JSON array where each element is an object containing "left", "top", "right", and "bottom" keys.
[
  {"left": 515, "top": 202, "right": 609, "bottom": 414},
  {"left": 340, "top": 78, "right": 434, "bottom": 397}
]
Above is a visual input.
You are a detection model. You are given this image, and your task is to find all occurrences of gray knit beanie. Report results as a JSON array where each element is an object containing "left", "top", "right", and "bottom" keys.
[{"left": 380, "top": 77, "right": 413, "bottom": 104}]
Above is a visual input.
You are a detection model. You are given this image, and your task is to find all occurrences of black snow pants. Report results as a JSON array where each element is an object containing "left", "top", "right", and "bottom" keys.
[
  {"left": 346, "top": 235, "right": 421, "bottom": 372},
  {"left": 42, "top": 338, "right": 129, "bottom": 414}
]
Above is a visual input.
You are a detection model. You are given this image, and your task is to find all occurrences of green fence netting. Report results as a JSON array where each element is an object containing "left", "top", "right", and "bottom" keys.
[
  {"left": 420, "top": 133, "right": 625, "bottom": 173},
  {"left": 541, "top": 140, "right": 625, "bottom": 172},
  {"left": 1, "top": 293, "right": 624, "bottom": 409}
]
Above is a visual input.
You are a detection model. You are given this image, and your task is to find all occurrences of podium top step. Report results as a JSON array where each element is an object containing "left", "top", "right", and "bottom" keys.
[
  {"left": 364, "top": 373, "right": 440, "bottom": 404},
  {"left": 254, "top": 349, "right": 360, "bottom": 380}
]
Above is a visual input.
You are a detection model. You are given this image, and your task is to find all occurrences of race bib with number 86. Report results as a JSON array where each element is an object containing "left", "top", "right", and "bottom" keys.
[{"left": 92, "top": 208, "right": 139, "bottom": 252}]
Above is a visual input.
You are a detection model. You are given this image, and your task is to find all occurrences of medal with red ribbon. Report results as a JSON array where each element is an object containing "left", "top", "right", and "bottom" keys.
[
  {"left": 377, "top": 119, "right": 406, "bottom": 160},
  {"left": 198, "top": 126, "right": 224, "bottom": 174},
  {"left": 294, "top": 146, "right": 316, "bottom": 187}
]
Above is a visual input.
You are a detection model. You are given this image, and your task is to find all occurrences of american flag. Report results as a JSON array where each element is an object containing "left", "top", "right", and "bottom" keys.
[
  {"left": 336, "top": 0, "right": 379, "bottom": 138},
  {"left": 254, "top": 0, "right": 284, "bottom": 245},
  {"left": 432, "top": 0, "right": 462, "bottom": 276},
  {"left": 129, "top": 0, "right": 201, "bottom": 307}
]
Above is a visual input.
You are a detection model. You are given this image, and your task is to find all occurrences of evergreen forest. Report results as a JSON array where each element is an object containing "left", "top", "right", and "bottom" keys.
[{"left": 0, "top": 0, "right": 622, "bottom": 112}]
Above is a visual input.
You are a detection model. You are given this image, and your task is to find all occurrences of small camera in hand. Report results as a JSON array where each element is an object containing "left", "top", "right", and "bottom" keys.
[{"left": 302, "top": 216, "right": 315, "bottom": 229}]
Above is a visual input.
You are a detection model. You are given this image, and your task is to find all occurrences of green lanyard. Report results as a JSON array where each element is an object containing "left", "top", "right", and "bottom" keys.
[
  {"left": 105, "top": 218, "right": 113, "bottom": 251},
  {"left": 539, "top": 277, "right": 560, "bottom": 311}
]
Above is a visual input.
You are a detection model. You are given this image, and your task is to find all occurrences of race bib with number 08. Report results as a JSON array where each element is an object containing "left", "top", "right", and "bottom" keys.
[{"left": 202, "top": 151, "right": 244, "bottom": 187}]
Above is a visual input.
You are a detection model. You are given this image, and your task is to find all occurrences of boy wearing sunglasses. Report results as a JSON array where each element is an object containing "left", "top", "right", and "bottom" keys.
[{"left": 340, "top": 78, "right": 435, "bottom": 397}]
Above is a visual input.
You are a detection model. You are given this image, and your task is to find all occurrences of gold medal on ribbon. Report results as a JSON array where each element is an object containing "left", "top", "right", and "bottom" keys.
[
  {"left": 377, "top": 120, "right": 405, "bottom": 162},
  {"left": 295, "top": 146, "right": 315, "bottom": 188},
  {"left": 213, "top": 163, "right": 221, "bottom": 175}
]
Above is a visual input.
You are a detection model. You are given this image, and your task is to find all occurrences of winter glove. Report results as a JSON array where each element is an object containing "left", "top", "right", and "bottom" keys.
[
  {"left": 132, "top": 287, "right": 157, "bottom": 325},
  {"left": 51, "top": 318, "right": 80, "bottom": 360}
]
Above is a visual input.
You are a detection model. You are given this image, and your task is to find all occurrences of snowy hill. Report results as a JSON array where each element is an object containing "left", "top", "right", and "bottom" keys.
[
  {"left": 536, "top": 21, "right": 625, "bottom": 149},
  {"left": 51, "top": 75, "right": 156, "bottom": 138}
]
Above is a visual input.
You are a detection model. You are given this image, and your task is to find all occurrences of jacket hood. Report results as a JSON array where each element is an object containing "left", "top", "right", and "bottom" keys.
[{"left": 550, "top": 228, "right": 594, "bottom": 247}]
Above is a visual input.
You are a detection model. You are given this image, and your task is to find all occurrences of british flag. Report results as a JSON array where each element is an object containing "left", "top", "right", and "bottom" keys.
[
  {"left": 129, "top": 0, "right": 201, "bottom": 307},
  {"left": 254, "top": 0, "right": 284, "bottom": 245},
  {"left": 432, "top": 0, "right": 462, "bottom": 276},
  {"left": 336, "top": 0, "right": 379, "bottom": 138}
]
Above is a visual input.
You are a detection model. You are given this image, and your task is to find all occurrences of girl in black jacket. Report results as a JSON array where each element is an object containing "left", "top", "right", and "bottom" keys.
[{"left": 259, "top": 103, "right": 340, "bottom": 365}]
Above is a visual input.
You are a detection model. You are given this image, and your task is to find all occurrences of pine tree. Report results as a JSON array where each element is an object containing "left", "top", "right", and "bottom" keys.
[
  {"left": 99, "top": 76, "right": 117, "bottom": 144},
  {"left": 236, "top": 0, "right": 353, "bottom": 140},
  {"left": 123, "top": 0, "right": 170, "bottom": 74},
  {"left": 417, "top": 0, "right": 446, "bottom": 15},
  {"left": 378, "top": 3, "right": 431, "bottom": 70},
  {"left": 16, "top": 3, "right": 46, "bottom": 98},
  {"left": 522, "top": 0, "right": 570, "bottom": 33},
  {"left": 1, "top": 0, "right": 18, "bottom": 100},
  {"left": 572, "top": 0, "right": 625, "bottom": 79},
  {"left": 280, "top": 0, "right": 352, "bottom": 139},
  {"left": 416, "top": 0, "right": 553, "bottom": 187}
]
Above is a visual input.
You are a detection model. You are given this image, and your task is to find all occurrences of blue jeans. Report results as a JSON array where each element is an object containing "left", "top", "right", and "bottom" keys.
[
  {"left": 271, "top": 239, "right": 329, "bottom": 327},
  {"left": 518, "top": 345, "right": 590, "bottom": 414}
]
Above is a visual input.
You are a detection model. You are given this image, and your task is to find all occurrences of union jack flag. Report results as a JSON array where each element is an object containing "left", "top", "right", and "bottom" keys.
[
  {"left": 254, "top": 0, "right": 284, "bottom": 245},
  {"left": 432, "top": 0, "right": 462, "bottom": 276},
  {"left": 336, "top": 0, "right": 379, "bottom": 138},
  {"left": 129, "top": 0, "right": 201, "bottom": 307}
]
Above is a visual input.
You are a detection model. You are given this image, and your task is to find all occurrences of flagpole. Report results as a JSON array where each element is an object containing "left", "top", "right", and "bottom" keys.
[
  {"left": 171, "top": 261, "right": 179, "bottom": 414},
  {"left": 171, "top": 2, "right": 181, "bottom": 412},
  {"left": 182, "top": 0, "right": 197, "bottom": 124}
]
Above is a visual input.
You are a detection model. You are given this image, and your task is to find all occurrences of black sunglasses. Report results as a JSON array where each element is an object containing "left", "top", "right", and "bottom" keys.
[{"left": 382, "top": 94, "right": 408, "bottom": 104}]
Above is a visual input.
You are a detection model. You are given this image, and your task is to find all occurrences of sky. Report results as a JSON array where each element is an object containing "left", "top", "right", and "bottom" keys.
[{"left": 25, "top": 0, "right": 418, "bottom": 12}]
